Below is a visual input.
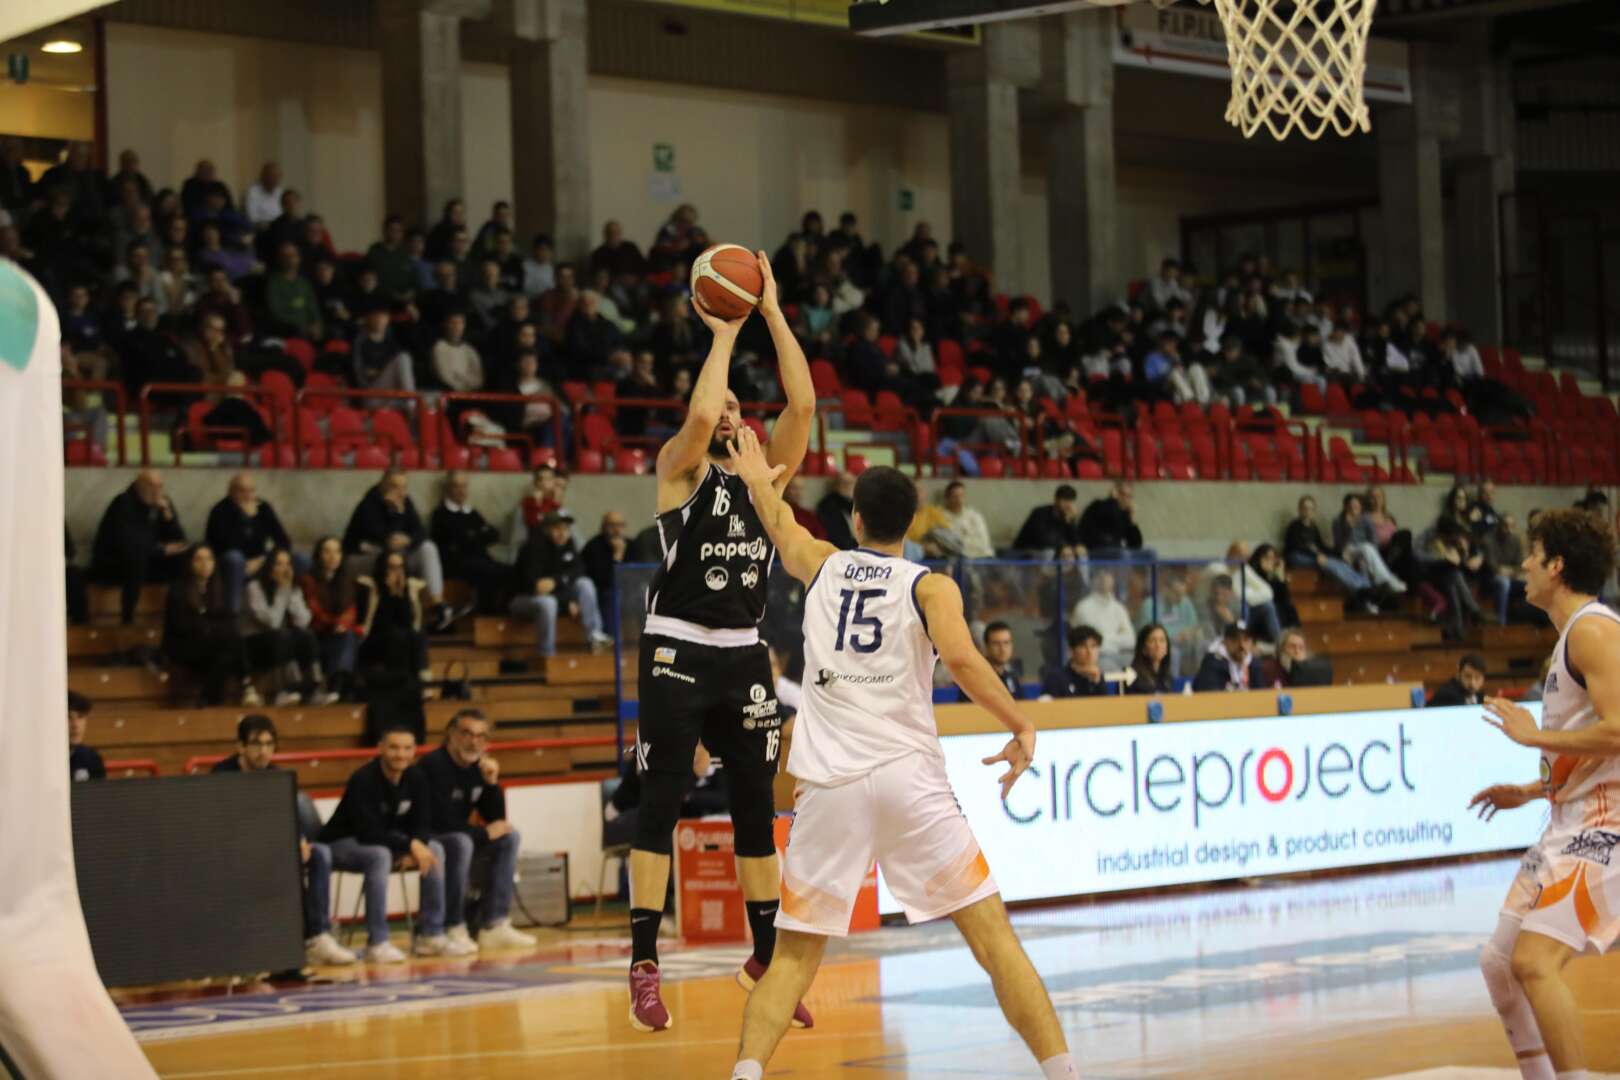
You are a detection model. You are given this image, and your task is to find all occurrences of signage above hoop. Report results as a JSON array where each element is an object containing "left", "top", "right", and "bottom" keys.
[
  {"left": 640, "top": 0, "right": 979, "bottom": 43},
  {"left": 1113, "top": 4, "right": 1411, "bottom": 105}
]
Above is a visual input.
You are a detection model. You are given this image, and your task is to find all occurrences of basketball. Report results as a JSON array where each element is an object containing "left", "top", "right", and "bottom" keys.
[{"left": 691, "top": 244, "right": 763, "bottom": 320}]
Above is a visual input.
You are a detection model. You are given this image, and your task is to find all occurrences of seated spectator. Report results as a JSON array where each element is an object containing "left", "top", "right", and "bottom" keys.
[
  {"left": 511, "top": 512, "right": 612, "bottom": 656},
  {"left": 467, "top": 258, "right": 512, "bottom": 338},
  {"left": 1125, "top": 623, "right": 1173, "bottom": 696},
  {"left": 68, "top": 691, "right": 104, "bottom": 782},
  {"left": 157, "top": 246, "right": 198, "bottom": 317},
  {"left": 1283, "top": 495, "right": 1375, "bottom": 605},
  {"left": 1042, "top": 624, "right": 1107, "bottom": 698},
  {"left": 781, "top": 478, "right": 829, "bottom": 542},
  {"left": 265, "top": 243, "right": 322, "bottom": 340},
  {"left": 895, "top": 317, "right": 936, "bottom": 383},
  {"left": 358, "top": 550, "right": 432, "bottom": 688},
  {"left": 211, "top": 714, "right": 357, "bottom": 966},
  {"left": 206, "top": 471, "right": 297, "bottom": 611},
  {"left": 1363, "top": 484, "right": 1412, "bottom": 571},
  {"left": 66, "top": 529, "right": 89, "bottom": 627},
  {"left": 582, "top": 510, "right": 630, "bottom": 626},
  {"left": 417, "top": 709, "right": 537, "bottom": 951},
  {"left": 1137, "top": 570, "right": 1202, "bottom": 675},
  {"left": 195, "top": 220, "right": 255, "bottom": 282},
  {"left": 1013, "top": 484, "right": 1084, "bottom": 557},
  {"left": 1270, "top": 270, "right": 1312, "bottom": 306},
  {"left": 1079, "top": 482, "right": 1146, "bottom": 558},
  {"left": 589, "top": 220, "right": 645, "bottom": 280},
  {"left": 257, "top": 189, "right": 307, "bottom": 264},
  {"left": 1210, "top": 335, "right": 1275, "bottom": 407},
  {"left": 504, "top": 347, "right": 566, "bottom": 450},
  {"left": 244, "top": 549, "right": 335, "bottom": 707},
  {"left": 538, "top": 263, "right": 580, "bottom": 344},
  {"left": 194, "top": 266, "right": 254, "bottom": 345},
  {"left": 979, "top": 622, "right": 1025, "bottom": 699},
  {"left": 184, "top": 311, "right": 234, "bottom": 385},
  {"left": 517, "top": 463, "right": 567, "bottom": 536},
  {"left": 1249, "top": 542, "right": 1300, "bottom": 636},
  {"left": 89, "top": 468, "right": 189, "bottom": 625},
  {"left": 1148, "top": 258, "right": 1192, "bottom": 312},
  {"left": 351, "top": 301, "right": 417, "bottom": 394},
  {"left": 112, "top": 243, "right": 161, "bottom": 310},
  {"left": 1468, "top": 479, "right": 1502, "bottom": 539},
  {"left": 940, "top": 480, "right": 994, "bottom": 559},
  {"left": 303, "top": 536, "right": 363, "bottom": 702},
  {"left": 816, "top": 472, "right": 858, "bottom": 551},
  {"left": 1272, "top": 320, "right": 1327, "bottom": 396},
  {"left": 317, "top": 725, "right": 467, "bottom": 961},
  {"left": 1070, "top": 569, "right": 1134, "bottom": 670},
  {"left": 522, "top": 232, "right": 556, "bottom": 297},
  {"left": 1423, "top": 519, "right": 1487, "bottom": 640},
  {"left": 1322, "top": 323, "right": 1365, "bottom": 382},
  {"left": 432, "top": 312, "right": 485, "bottom": 407},
  {"left": 118, "top": 297, "right": 195, "bottom": 402},
  {"left": 430, "top": 470, "right": 509, "bottom": 614},
  {"left": 1332, "top": 492, "right": 1407, "bottom": 597},
  {"left": 1443, "top": 329, "right": 1484, "bottom": 384},
  {"left": 1192, "top": 621, "right": 1264, "bottom": 692},
  {"left": 650, "top": 203, "right": 709, "bottom": 270},
  {"left": 1429, "top": 654, "right": 1488, "bottom": 708},
  {"left": 163, "top": 544, "right": 258, "bottom": 706},
  {"left": 343, "top": 468, "right": 454, "bottom": 631},
  {"left": 243, "top": 162, "right": 285, "bottom": 229},
  {"left": 1481, "top": 511, "right": 1526, "bottom": 625}
]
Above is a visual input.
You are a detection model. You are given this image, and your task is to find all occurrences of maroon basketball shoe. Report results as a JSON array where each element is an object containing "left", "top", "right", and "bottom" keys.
[
  {"left": 628, "top": 960, "right": 672, "bottom": 1032},
  {"left": 737, "top": 956, "right": 814, "bottom": 1029}
]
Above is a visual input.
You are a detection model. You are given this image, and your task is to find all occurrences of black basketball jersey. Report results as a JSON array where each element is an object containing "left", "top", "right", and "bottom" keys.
[{"left": 647, "top": 463, "right": 775, "bottom": 631}]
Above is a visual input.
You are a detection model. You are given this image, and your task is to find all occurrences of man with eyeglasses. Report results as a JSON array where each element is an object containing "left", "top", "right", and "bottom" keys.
[
  {"left": 211, "top": 715, "right": 357, "bottom": 966},
  {"left": 417, "top": 709, "right": 536, "bottom": 951}
]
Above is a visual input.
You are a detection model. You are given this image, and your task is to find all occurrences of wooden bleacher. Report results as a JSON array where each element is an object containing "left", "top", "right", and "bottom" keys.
[{"left": 73, "top": 585, "right": 624, "bottom": 790}]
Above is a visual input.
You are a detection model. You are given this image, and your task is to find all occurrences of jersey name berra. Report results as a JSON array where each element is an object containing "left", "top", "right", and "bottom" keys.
[{"left": 648, "top": 464, "right": 774, "bottom": 630}]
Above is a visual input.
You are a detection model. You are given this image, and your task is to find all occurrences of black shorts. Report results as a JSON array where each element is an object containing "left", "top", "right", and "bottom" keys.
[{"left": 636, "top": 634, "right": 783, "bottom": 779}]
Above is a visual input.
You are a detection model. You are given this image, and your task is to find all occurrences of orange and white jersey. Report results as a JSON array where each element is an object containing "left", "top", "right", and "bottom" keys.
[
  {"left": 1539, "top": 600, "right": 1620, "bottom": 826},
  {"left": 788, "top": 548, "right": 940, "bottom": 787}
]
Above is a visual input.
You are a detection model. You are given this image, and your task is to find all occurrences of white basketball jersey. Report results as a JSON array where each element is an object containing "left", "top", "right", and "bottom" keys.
[
  {"left": 1540, "top": 600, "right": 1620, "bottom": 814},
  {"left": 789, "top": 548, "right": 940, "bottom": 786}
]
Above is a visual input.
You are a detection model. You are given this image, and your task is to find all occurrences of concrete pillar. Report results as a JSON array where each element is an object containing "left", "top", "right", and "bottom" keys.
[
  {"left": 502, "top": 0, "right": 591, "bottom": 261},
  {"left": 1040, "top": 10, "right": 1117, "bottom": 315},
  {"left": 378, "top": 0, "right": 480, "bottom": 227},
  {"left": 1375, "top": 42, "right": 1458, "bottom": 317},
  {"left": 1447, "top": 26, "right": 1515, "bottom": 345},
  {"left": 947, "top": 21, "right": 1038, "bottom": 295}
]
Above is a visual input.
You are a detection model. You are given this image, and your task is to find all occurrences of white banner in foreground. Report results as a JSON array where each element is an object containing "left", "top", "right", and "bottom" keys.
[{"left": 880, "top": 705, "right": 1546, "bottom": 912}]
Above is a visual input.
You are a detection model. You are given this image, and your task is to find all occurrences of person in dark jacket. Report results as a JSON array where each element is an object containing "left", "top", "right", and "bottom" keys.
[
  {"left": 417, "top": 709, "right": 536, "bottom": 951},
  {"left": 1126, "top": 624, "right": 1174, "bottom": 696},
  {"left": 66, "top": 528, "right": 89, "bottom": 626},
  {"left": 1079, "top": 481, "right": 1146, "bottom": 556},
  {"left": 581, "top": 510, "right": 630, "bottom": 627},
  {"left": 210, "top": 714, "right": 357, "bottom": 966},
  {"left": 1042, "top": 624, "right": 1109, "bottom": 698},
  {"left": 89, "top": 468, "right": 189, "bottom": 624},
  {"left": 68, "top": 691, "right": 105, "bottom": 782},
  {"left": 429, "top": 471, "right": 509, "bottom": 614},
  {"left": 162, "top": 544, "right": 256, "bottom": 706},
  {"left": 318, "top": 726, "right": 463, "bottom": 961},
  {"left": 1013, "top": 485, "right": 1085, "bottom": 557},
  {"left": 343, "top": 467, "right": 454, "bottom": 630},
  {"left": 1192, "top": 622, "right": 1265, "bottom": 692},
  {"left": 358, "top": 550, "right": 432, "bottom": 688},
  {"left": 509, "top": 512, "right": 612, "bottom": 656},
  {"left": 815, "top": 472, "right": 858, "bottom": 551},
  {"left": 1429, "top": 654, "right": 1488, "bottom": 708},
  {"left": 205, "top": 472, "right": 299, "bottom": 611},
  {"left": 1282, "top": 494, "right": 1374, "bottom": 597}
]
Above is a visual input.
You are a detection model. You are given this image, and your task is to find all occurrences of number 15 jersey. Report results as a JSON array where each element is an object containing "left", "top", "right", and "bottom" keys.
[{"left": 790, "top": 548, "right": 941, "bottom": 787}]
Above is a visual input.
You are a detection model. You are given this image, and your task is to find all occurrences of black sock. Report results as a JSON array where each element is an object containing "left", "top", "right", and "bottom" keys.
[
  {"left": 746, "top": 900, "right": 779, "bottom": 966},
  {"left": 630, "top": 908, "right": 662, "bottom": 966}
]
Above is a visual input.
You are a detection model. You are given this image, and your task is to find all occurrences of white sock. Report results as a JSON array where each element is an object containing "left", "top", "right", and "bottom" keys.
[
  {"left": 1040, "top": 1053, "right": 1077, "bottom": 1079},
  {"left": 731, "top": 1060, "right": 764, "bottom": 1080},
  {"left": 1516, "top": 1056, "right": 1555, "bottom": 1080}
]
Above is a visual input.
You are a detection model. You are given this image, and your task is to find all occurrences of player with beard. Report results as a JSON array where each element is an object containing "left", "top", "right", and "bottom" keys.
[{"left": 626, "top": 251, "right": 816, "bottom": 1033}]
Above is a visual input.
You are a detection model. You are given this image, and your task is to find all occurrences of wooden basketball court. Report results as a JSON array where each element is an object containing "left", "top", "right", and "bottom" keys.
[{"left": 131, "top": 856, "right": 1620, "bottom": 1078}]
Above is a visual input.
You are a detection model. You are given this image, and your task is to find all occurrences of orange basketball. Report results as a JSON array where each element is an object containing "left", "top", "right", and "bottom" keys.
[{"left": 691, "top": 244, "right": 763, "bottom": 320}]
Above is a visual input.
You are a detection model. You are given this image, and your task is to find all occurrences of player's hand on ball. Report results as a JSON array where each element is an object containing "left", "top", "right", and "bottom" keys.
[
  {"left": 1483, "top": 696, "right": 1539, "bottom": 746},
  {"left": 1468, "top": 783, "right": 1535, "bottom": 820},
  {"left": 983, "top": 728, "right": 1036, "bottom": 801},
  {"left": 755, "top": 250, "right": 781, "bottom": 319},
  {"left": 726, "top": 426, "right": 785, "bottom": 488},
  {"left": 691, "top": 292, "right": 748, "bottom": 336}
]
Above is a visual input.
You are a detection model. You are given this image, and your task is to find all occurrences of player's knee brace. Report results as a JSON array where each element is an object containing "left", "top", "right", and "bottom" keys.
[
  {"left": 632, "top": 769, "right": 691, "bottom": 855},
  {"left": 728, "top": 768, "right": 778, "bottom": 858}
]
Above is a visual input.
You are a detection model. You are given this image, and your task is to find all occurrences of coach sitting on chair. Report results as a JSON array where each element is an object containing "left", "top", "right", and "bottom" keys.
[
  {"left": 211, "top": 714, "right": 355, "bottom": 966},
  {"left": 417, "top": 708, "right": 537, "bottom": 952},
  {"left": 318, "top": 724, "right": 472, "bottom": 962}
]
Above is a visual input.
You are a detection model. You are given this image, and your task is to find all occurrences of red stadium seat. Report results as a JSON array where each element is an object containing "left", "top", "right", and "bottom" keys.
[
  {"left": 968, "top": 366, "right": 993, "bottom": 387},
  {"left": 259, "top": 370, "right": 297, "bottom": 420},
  {"left": 282, "top": 337, "right": 317, "bottom": 372},
  {"left": 562, "top": 381, "right": 591, "bottom": 406},
  {"left": 1298, "top": 383, "right": 1325, "bottom": 415},
  {"left": 580, "top": 413, "right": 618, "bottom": 452},
  {"left": 809, "top": 359, "right": 841, "bottom": 398},
  {"left": 977, "top": 455, "right": 1006, "bottom": 478},
  {"left": 1041, "top": 458, "right": 1071, "bottom": 479},
  {"left": 352, "top": 446, "right": 389, "bottom": 470},
  {"left": 872, "top": 391, "right": 907, "bottom": 432},
  {"left": 877, "top": 335, "right": 897, "bottom": 359},
  {"left": 615, "top": 448, "right": 650, "bottom": 475},
  {"left": 302, "top": 372, "right": 342, "bottom": 414},
  {"left": 486, "top": 448, "right": 524, "bottom": 472},
  {"left": 845, "top": 453, "right": 870, "bottom": 476},
  {"left": 840, "top": 389, "right": 873, "bottom": 429},
  {"left": 575, "top": 448, "right": 605, "bottom": 474},
  {"left": 530, "top": 446, "right": 560, "bottom": 470},
  {"left": 743, "top": 417, "right": 768, "bottom": 442}
]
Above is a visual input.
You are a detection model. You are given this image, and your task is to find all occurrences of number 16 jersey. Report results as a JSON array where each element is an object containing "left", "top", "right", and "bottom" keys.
[{"left": 790, "top": 548, "right": 941, "bottom": 787}]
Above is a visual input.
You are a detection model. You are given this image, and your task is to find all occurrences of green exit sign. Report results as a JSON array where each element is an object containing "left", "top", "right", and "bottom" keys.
[
  {"left": 898, "top": 188, "right": 914, "bottom": 212},
  {"left": 653, "top": 143, "right": 675, "bottom": 173}
]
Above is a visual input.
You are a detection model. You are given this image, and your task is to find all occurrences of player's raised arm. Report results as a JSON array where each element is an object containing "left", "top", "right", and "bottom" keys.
[
  {"left": 916, "top": 573, "right": 1036, "bottom": 799},
  {"left": 754, "top": 251, "right": 815, "bottom": 491},
  {"left": 656, "top": 297, "right": 747, "bottom": 483},
  {"left": 727, "top": 425, "right": 835, "bottom": 586}
]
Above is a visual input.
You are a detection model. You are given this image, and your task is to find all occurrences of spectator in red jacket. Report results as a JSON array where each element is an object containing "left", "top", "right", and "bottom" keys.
[{"left": 302, "top": 536, "right": 362, "bottom": 701}]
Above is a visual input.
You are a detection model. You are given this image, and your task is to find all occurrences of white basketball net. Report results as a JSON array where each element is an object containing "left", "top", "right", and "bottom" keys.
[{"left": 1197, "top": 0, "right": 1377, "bottom": 141}]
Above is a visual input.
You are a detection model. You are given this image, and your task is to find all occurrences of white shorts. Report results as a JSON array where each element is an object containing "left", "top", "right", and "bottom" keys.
[
  {"left": 776, "top": 751, "right": 998, "bottom": 937},
  {"left": 1501, "top": 805, "right": 1620, "bottom": 954}
]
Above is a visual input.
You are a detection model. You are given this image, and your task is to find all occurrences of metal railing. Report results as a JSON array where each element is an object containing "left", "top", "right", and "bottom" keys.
[
  {"left": 182, "top": 735, "right": 616, "bottom": 775},
  {"left": 138, "top": 382, "right": 284, "bottom": 467},
  {"left": 103, "top": 758, "right": 161, "bottom": 778},
  {"left": 62, "top": 379, "right": 129, "bottom": 466}
]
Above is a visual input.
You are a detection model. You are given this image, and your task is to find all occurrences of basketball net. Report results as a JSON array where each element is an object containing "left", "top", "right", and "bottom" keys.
[{"left": 1190, "top": 0, "right": 1377, "bottom": 141}]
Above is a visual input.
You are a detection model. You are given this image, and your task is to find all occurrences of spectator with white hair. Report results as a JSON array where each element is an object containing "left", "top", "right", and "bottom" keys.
[{"left": 1070, "top": 569, "right": 1134, "bottom": 670}]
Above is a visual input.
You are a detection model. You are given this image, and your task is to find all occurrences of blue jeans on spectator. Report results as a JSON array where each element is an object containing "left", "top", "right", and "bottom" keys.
[
  {"left": 328, "top": 836, "right": 447, "bottom": 945},
  {"left": 220, "top": 549, "right": 311, "bottom": 611},
  {"left": 1246, "top": 600, "right": 1283, "bottom": 643},
  {"left": 509, "top": 578, "right": 604, "bottom": 655},
  {"left": 1286, "top": 550, "right": 1370, "bottom": 592},
  {"left": 1493, "top": 574, "right": 1524, "bottom": 625},
  {"left": 437, "top": 828, "right": 522, "bottom": 929},
  {"left": 317, "top": 628, "right": 360, "bottom": 678},
  {"left": 303, "top": 841, "right": 335, "bottom": 940}
]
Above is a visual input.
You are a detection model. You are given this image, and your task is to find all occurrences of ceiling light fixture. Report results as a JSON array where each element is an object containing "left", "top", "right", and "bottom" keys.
[{"left": 41, "top": 40, "right": 83, "bottom": 54}]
